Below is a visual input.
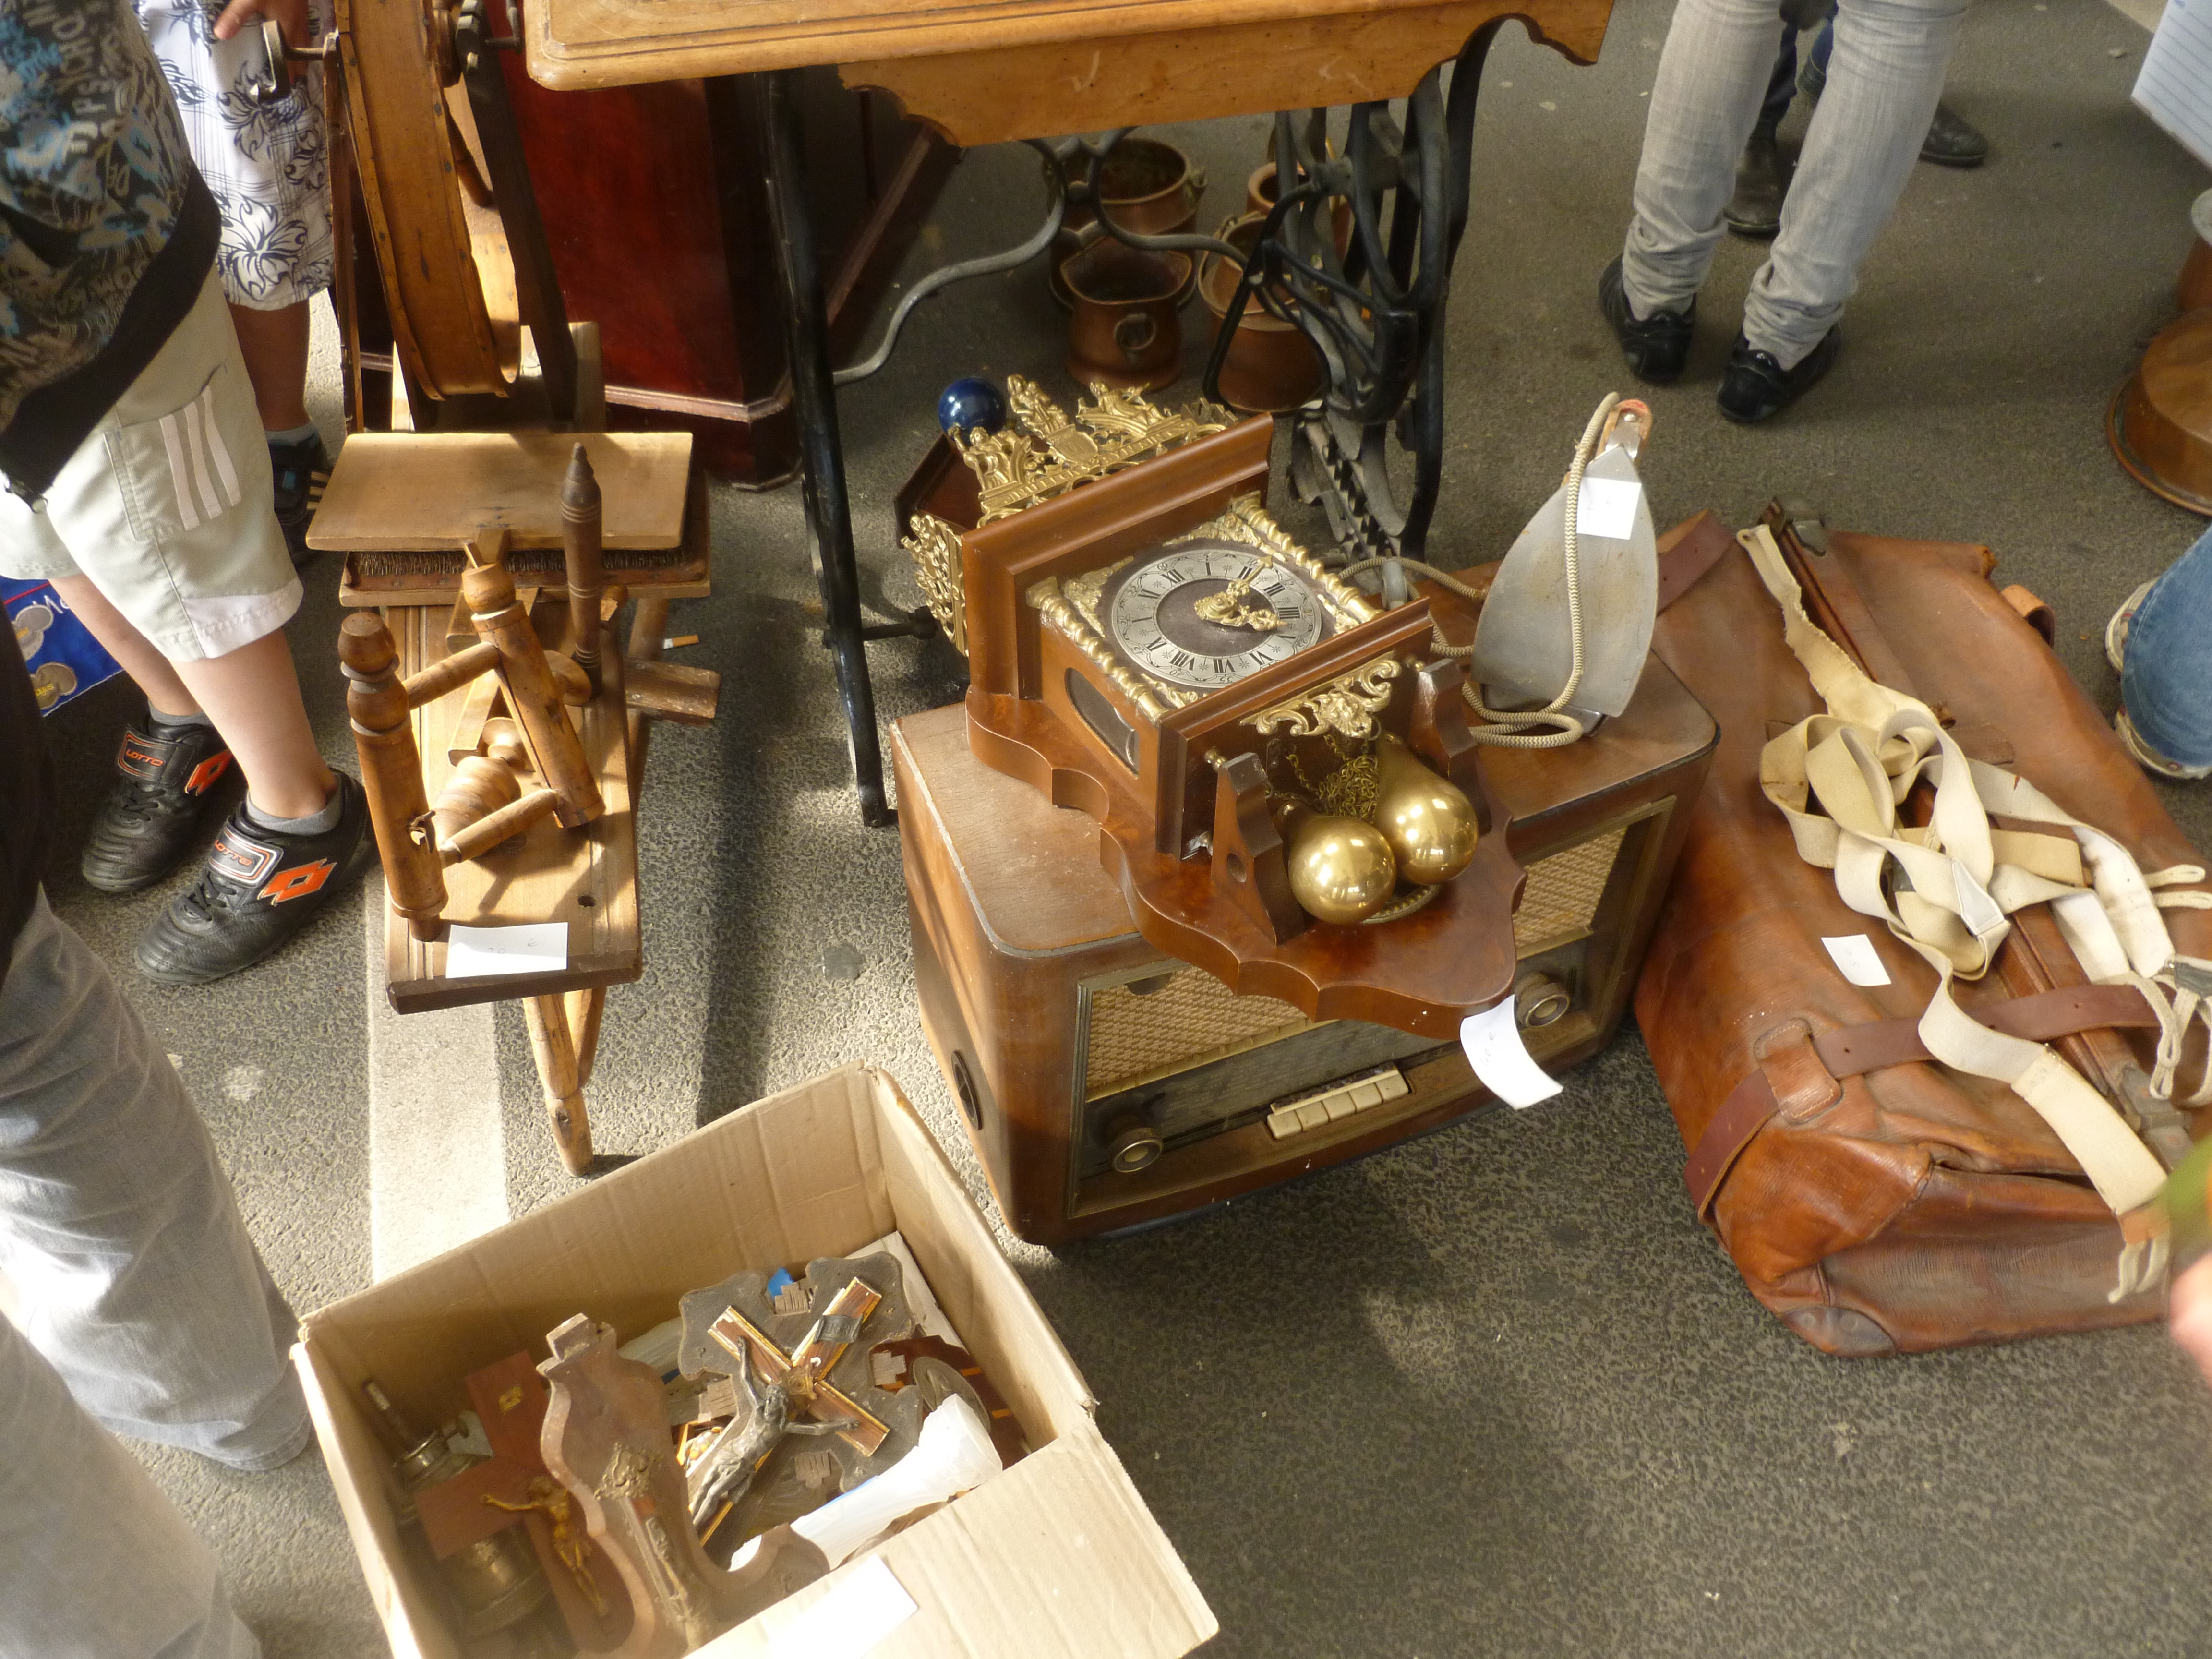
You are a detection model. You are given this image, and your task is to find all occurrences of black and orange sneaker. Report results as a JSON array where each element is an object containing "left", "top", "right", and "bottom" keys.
[
  {"left": 81, "top": 716, "right": 236, "bottom": 894},
  {"left": 134, "top": 774, "right": 374, "bottom": 985}
]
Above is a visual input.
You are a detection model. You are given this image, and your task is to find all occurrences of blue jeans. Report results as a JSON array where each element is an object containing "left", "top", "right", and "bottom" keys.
[
  {"left": 0, "top": 893, "right": 306, "bottom": 1658},
  {"left": 1759, "top": 17, "right": 1838, "bottom": 131},
  {"left": 1622, "top": 0, "right": 1966, "bottom": 366},
  {"left": 2124, "top": 527, "right": 2212, "bottom": 772}
]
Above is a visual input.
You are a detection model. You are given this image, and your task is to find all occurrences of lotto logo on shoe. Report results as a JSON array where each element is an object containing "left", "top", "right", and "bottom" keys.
[
  {"left": 207, "top": 833, "right": 280, "bottom": 890},
  {"left": 185, "top": 753, "right": 232, "bottom": 795},
  {"left": 259, "top": 860, "right": 337, "bottom": 905},
  {"left": 117, "top": 734, "right": 165, "bottom": 781}
]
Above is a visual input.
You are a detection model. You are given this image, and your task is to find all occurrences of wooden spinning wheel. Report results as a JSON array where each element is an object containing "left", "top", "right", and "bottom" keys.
[{"left": 331, "top": 0, "right": 575, "bottom": 417}]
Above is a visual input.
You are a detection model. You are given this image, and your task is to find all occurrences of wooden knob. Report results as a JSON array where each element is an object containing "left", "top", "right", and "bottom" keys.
[{"left": 338, "top": 612, "right": 397, "bottom": 677}]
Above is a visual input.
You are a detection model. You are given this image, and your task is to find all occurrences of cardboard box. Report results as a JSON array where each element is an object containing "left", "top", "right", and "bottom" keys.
[{"left": 296, "top": 1064, "right": 1218, "bottom": 1659}]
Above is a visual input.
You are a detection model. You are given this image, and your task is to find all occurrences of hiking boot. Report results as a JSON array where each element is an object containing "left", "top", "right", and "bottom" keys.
[
  {"left": 1920, "top": 102, "right": 1988, "bottom": 168},
  {"left": 269, "top": 431, "right": 329, "bottom": 566},
  {"left": 1725, "top": 126, "right": 1787, "bottom": 239},
  {"left": 81, "top": 716, "right": 234, "bottom": 894},
  {"left": 135, "top": 775, "right": 374, "bottom": 984}
]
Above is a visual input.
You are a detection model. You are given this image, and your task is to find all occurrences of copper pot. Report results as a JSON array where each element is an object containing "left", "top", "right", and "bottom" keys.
[
  {"left": 1200, "top": 214, "right": 1324, "bottom": 413},
  {"left": 1245, "top": 161, "right": 1354, "bottom": 255},
  {"left": 1052, "top": 138, "right": 1202, "bottom": 307},
  {"left": 1064, "top": 242, "right": 1189, "bottom": 392}
]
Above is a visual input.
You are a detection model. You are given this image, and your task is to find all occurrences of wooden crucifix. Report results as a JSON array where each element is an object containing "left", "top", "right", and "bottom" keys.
[{"left": 410, "top": 1351, "right": 632, "bottom": 1649}]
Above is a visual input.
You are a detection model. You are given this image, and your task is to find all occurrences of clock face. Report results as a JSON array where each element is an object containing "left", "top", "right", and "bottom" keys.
[{"left": 1101, "top": 540, "right": 1330, "bottom": 692}]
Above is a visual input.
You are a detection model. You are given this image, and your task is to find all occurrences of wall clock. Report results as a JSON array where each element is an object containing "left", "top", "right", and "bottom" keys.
[{"left": 959, "top": 412, "right": 1525, "bottom": 1039}]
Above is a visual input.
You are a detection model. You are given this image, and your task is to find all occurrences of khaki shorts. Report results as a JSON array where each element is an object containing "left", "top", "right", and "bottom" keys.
[{"left": 0, "top": 269, "right": 301, "bottom": 663}]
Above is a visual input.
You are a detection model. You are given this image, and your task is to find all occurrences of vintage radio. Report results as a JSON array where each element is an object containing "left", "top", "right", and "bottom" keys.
[{"left": 895, "top": 648, "right": 1715, "bottom": 1241}]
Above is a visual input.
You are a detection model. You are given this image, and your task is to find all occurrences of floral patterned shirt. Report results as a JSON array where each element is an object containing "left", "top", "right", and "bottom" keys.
[{"left": 0, "top": 0, "right": 197, "bottom": 439}]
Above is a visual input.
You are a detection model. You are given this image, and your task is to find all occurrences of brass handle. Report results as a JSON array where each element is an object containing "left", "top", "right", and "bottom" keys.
[{"left": 1114, "top": 312, "right": 1158, "bottom": 361}]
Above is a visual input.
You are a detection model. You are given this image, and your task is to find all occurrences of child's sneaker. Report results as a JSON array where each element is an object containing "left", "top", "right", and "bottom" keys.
[
  {"left": 270, "top": 432, "right": 329, "bottom": 566},
  {"left": 81, "top": 715, "right": 234, "bottom": 893},
  {"left": 134, "top": 774, "right": 374, "bottom": 984}
]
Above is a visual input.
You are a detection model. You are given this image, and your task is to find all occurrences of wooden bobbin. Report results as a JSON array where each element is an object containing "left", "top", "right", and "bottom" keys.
[
  {"left": 338, "top": 612, "right": 447, "bottom": 942},
  {"left": 562, "top": 444, "right": 604, "bottom": 696},
  {"left": 431, "top": 754, "right": 523, "bottom": 849},
  {"left": 461, "top": 529, "right": 604, "bottom": 829}
]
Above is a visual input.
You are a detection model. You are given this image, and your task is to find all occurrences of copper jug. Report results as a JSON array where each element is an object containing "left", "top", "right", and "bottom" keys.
[{"left": 1063, "top": 242, "right": 1189, "bottom": 393}]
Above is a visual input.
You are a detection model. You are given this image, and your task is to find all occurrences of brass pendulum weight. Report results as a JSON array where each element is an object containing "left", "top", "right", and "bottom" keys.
[{"left": 1370, "top": 736, "right": 1480, "bottom": 886}]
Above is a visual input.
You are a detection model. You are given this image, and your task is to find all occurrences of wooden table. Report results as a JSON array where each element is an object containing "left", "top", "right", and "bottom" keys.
[{"left": 523, "top": 0, "right": 1614, "bottom": 823}]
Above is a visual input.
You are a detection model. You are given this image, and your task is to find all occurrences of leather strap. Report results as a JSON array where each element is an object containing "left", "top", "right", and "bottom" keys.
[
  {"left": 1684, "top": 984, "right": 2162, "bottom": 1218},
  {"left": 1655, "top": 512, "right": 1737, "bottom": 614}
]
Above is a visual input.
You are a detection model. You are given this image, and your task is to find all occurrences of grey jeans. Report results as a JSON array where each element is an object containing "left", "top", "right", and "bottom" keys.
[
  {"left": 0, "top": 893, "right": 307, "bottom": 1659},
  {"left": 1621, "top": 0, "right": 1969, "bottom": 367}
]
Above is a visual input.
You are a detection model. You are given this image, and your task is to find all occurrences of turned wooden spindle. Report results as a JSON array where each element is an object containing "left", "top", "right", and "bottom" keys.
[
  {"left": 562, "top": 444, "right": 605, "bottom": 696},
  {"left": 442, "top": 790, "right": 562, "bottom": 865},
  {"left": 461, "top": 530, "right": 603, "bottom": 829},
  {"left": 338, "top": 613, "right": 447, "bottom": 941}
]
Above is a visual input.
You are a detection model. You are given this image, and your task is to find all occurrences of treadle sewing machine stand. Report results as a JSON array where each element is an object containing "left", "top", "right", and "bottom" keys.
[{"left": 519, "top": 0, "right": 1616, "bottom": 825}]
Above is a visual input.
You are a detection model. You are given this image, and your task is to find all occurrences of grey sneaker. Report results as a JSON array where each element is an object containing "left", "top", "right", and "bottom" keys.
[
  {"left": 2116, "top": 709, "right": 2211, "bottom": 781},
  {"left": 2106, "top": 578, "right": 2155, "bottom": 674}
]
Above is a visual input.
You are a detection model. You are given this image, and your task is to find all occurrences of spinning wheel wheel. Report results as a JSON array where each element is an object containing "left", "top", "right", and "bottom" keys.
[{"left": 334, "top": 0, "right": 574, "bottom": 415}]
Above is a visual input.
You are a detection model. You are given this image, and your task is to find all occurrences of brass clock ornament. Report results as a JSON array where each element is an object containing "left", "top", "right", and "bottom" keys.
[{"left": 959, "top": 414, "right": 1525, "bottom": 1039}]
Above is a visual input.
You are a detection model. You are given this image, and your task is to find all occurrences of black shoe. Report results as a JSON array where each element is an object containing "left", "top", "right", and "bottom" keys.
[
  {"left": 269, "top": 432, "right": 329, "bottom": 566},
  {"left": 135, "top": 775, "right": 373, "bottom": 984},
  {"left": 1716, "top": 329, "right": 1840, "bottom": 423},
  {"left": 1920, "top": 101, "right": 1987, "bottom": 167},
  {"left": 81, "top": 716, "right": 235, "bottom": 893},
  {"left": 1724, "top": 126, "right": 1787, "bottom": 239},
  {"left": 1598, "top": 256, "right": 1696, "bottom": 385}
]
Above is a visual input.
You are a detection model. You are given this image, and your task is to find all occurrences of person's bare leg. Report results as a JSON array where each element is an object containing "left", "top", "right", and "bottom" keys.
[
  {"left": 48, "top": 577, "right": 200, "bottom": 721},
  {"left": 50, "top": 577, "right": 334, "bottom": 820},
  {"left": 227, "top": 301, "right": 311, "bottom": 433}
]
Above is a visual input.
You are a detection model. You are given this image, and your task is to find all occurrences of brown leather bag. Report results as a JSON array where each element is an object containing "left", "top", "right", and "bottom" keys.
[{"left": 1636, "top": 508, "right": 2212, "bottom": 1356}]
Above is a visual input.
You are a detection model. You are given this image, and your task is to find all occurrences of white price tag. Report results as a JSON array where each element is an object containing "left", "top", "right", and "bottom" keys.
[
  {"left": 765, "top": 1558, "right": 918, "bottom": 1659},
  {"left": 1821, "top": 934, "right": 1892, "bottom": 987},
  {"left": 1573, "top": 475, "right": 1642, "bottom": 541},
  {"left": 444, "top": 923, "right": 568, "bottom": 978},
  {"left": 1459, "top": 1000, "right": 1564, "bottom": 1109}
]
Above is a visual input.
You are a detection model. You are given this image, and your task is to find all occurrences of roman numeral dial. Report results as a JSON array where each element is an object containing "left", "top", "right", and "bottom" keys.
[{"left": 1101, "top": 540, "right": 1331, "bottom": 692}]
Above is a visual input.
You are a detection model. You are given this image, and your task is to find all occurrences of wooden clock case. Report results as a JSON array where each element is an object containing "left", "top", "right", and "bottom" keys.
[{"left": 961, "top": 416, "right": 1526, "bottom": 1041}]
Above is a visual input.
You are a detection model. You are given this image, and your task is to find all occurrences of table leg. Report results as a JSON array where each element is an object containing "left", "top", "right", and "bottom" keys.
[
  {"left": 524, "top": 993, "right": 594, "bottom": 1175},
  {"left": 746, "top": 69, "right": 896, "bottom": 828}
]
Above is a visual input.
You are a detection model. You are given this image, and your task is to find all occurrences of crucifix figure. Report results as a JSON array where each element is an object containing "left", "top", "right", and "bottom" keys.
[
  {"left": 485, "top": 1476, "right": 608, "bottom": 1617},
  {"left": 683, "top": 1277, "right": 890, "bottom": 1530}
]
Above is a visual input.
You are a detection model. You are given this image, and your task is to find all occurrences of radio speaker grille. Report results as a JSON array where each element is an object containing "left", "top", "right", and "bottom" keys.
[{"left": 1080, "top": 824, "right": 1626, "bottom": 1098}]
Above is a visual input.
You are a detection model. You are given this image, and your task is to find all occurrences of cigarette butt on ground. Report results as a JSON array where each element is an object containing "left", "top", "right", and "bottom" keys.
[{"left": 662, "top": 635, "right": 699, "bottom": 650}]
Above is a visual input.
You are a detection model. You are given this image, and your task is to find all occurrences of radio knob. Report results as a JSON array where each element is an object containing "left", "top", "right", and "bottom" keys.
[
  {"left": 1515, "top": 974, "right": 1572, "bottom": 1030},
  {"left": 1106, "top": 1114, "right": 1165, "bottom": 1173}
]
